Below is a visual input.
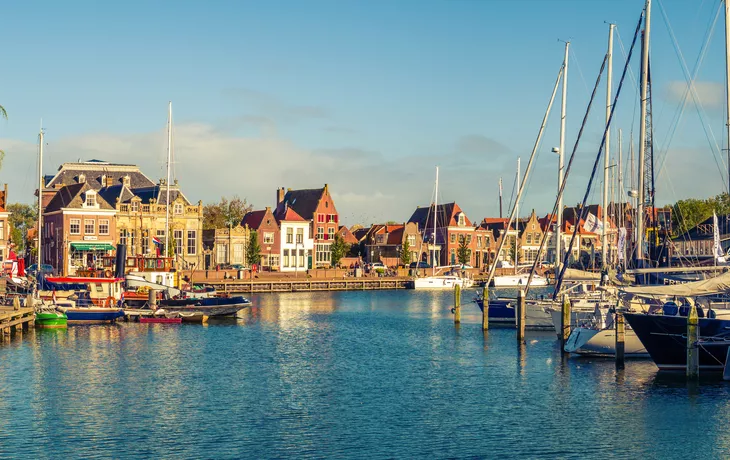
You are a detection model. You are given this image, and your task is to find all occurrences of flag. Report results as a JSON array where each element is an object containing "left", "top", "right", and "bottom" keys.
[
  {"left": 618, "top": 227, "right": 626, "bottom": 261},
  {"left": 152, "top": 237, "right": 163, "bottom": 245},
  {"left": 714, "top": 211, "right": 725, "bottom": 261},
  {"left": 583, "top": 212, "right": 603, "bottom": 234}
]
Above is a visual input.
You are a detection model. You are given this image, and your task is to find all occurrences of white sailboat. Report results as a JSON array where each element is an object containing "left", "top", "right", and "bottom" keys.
[{"left": 409, "top": 167, "right": 473, "bottom": 290}]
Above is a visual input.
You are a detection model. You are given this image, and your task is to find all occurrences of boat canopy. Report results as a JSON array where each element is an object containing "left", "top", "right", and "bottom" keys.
[
  {"left": 562, "top": 268, "right": 600, "bottom": 281},
  {"left": 620, "top": 271, "right": 730, "bottom": 297}
]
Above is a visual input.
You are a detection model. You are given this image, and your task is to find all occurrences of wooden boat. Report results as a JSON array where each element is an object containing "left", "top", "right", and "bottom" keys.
[
  {"left": 159, "top": 295, "right": 251, "bottom": 318},
  {"left": 139, "top": 316, "right": 181, "bottom": 324}
]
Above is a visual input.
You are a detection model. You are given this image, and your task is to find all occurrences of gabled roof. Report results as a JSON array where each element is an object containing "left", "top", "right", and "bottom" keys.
[
  {"left": 337, "top": 226, "right": 359, "bottom": 245},
  {"left": 242, "top": 208, "right": 276, "bottom": 230},
  {"left": 274, "top": 206, "right": 306, "bottom": 223},
  {"left": 44, "top": 183, "right": 115, "bottom": 213},
  {"left": 98, "top": 184, "right": 136, "bottom": 206},
  {"left": 352, "top": 227, "right": 370, "bottom": 242},
  {"left": 133, "top": 184, "right": 190, "bottom": 206},
  {"left": 278, "top": 187, "right": 325, "bottom": 220},
  {"left": 386, "top": 226, "right": 405, "bottom": 245},
  {"left": 408, "top": 202, "right": 472, "bottom": 230}
]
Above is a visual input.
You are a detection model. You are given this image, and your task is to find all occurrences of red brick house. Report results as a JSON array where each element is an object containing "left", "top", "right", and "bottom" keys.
[
  {"left": 275, "top": 184, "right": 339, "bottom": 267},
  {"left": 241, "top": 206, "right": 280, "bottom": 270},
  {"left": 362, "top": 222, "right": 426, "bottom": 267},
  {"left": 407, "top": 202, "right": 480, "bottom": 267},
  {"left": 42, "top": 182, "right": 118, "bottom": 276}
]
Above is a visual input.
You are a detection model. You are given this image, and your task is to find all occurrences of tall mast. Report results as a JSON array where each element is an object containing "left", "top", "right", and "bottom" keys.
[
  {"left": 433, "top": 166, "right": 438, "bottom": 274},
  {"left": 165, "top": 101, "right": 172, "bottom": 259},
  {"left": 725, "top": 0, "right": 730, "bottom": 196},
  {"left": 603, "top": 24, "right": 614, "bottom": 269},
  {"left": 515, "top": 157, "right": 520, "bottom": 273},
  {"left": 637, "top": 0, "right": 651, "bottom": 264},
  {"left": 556, "top": 41, "right": 569, "bottom": 270},
  {"left": 38, "top": 125, "right": 44, "bottom": 268},
  {"left": 618, "top": 128, "right": 623, "bottom": 229},
  {"left": 498, "top": 177, "right": 503, "bottom": 218}
]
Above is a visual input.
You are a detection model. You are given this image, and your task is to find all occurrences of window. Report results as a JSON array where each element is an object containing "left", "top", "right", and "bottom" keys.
[
  {"left": 407, "top": 235, "right": 416, "bottom": 247},
  {"left": 328, "top": 214, "right": 337, "bottom": 223},
  {"left": 286, "top": 227, "right": 293, "bottom": 244},
  {"left": 217, "top": 243, "right": 228, "bottom": 264},
  {"left": 283, "top": 249, "right": 290, "bottom": 267},
  {"left": 315, "top": 244, "right": 331, "bottom": 265},
  {"left": 477, "top": 236, "right": 482, "bottom": 248},
  {"left": 85, "top": 191, "right": 96, "bottom": 207},
  {"left": 174, "top": 203, "right": 183, "bottom": 215},
  {"left": 458, "top": 213, "right": 465, "bottom": 227},
  {"left": 317, "top": 227, "right": 324, "bottom": 240},
  {"left": 233, "top": 244, "right": 244, "bottom": 263},
  {"left": 328, "top": 227, "right": 335, "bottom": 240},
  {"left": 84, "top": 219, "right": 95, "bottom": 234},
  {"left": 317, "top": 214, "right": 325, "bottom": 223},
  {"left": 187, "top": 230, "right": 197, "bottom": 255},
  {"left": 119, "top": 229, "right": 128, "bottom": 246},
  {"left": 526, "top": 233, "right": 532, "bottom": 244},
  {"left": 264, "top": 232, "right": 274, "bottom": 244},
  {"left": 70, "top": 219, "right": 81, "bottom": 235},
  {"left": 142, "top": 230, "right": 149, "bottom": 254},
  {"left": 466, "top": 235, "right": 472, "bottom": 244},
  {"left": 296, "top": 228, "right": 304, "bottom": 244},
  {"left": 299, "top": 249, "right": 305, "bottom": 267},
  {"left": 130, "top": 230, "right": 136, "bottom": 252},
  {"left": 131, "top": 201, "right": 139, "bottom": 212},
  {"left": 0, "top": 221, "right": 4, "bottom": 240},
  {"left": 450, "top": 234, "right": 456, "bottom": 243},
  {"left": 99, "top": 219, "right": 109, "bottom": 235},
  {"left": 174, "top": 229, "right": 183, "bottom": 255}
]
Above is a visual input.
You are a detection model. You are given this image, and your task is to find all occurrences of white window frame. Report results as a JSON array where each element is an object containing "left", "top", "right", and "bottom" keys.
[
  {"left": 84, "top": 219, "right": 95, "bottom": 235},
  {"left": 187, "top": 230, "right": 197, "bottom": 255},
  {"left": 70, "top": 219, "right": 81, "bottom": 235},
  {"left": 264, "top": 232, "right": 274, "bottom": 244},
  {"left": 99, "top": 219, "right": 109, "bottom": 235}
]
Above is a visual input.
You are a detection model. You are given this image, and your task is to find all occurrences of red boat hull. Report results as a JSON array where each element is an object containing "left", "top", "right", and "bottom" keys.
[{"left": 139, "top": 317, "right": 181, "bottom": 324}]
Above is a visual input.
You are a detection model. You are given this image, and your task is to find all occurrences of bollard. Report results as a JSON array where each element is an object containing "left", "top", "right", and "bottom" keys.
[
  {"left": 482, "top": 285, "right": 489, "bottom": 330},
  {"left": 516, "top": 289, "right": 525, "bottom": 342},
  {"left": 454, "top": 284, "right": 461, "bottom": 324},
  {"left": 13, "top": 296, "right": 21, "bottom": 311},
  {"left": 615, "top": 312, "right": 625, "bottom": 369},
  {"left": 561, "top": 294, "right": 571, "bottom": 347},
  {"left": 687, "top": 305, "right": 699, "bottom": 378},
  {"left": 148, "top": 289, "right": 158, "bottom": 310}
]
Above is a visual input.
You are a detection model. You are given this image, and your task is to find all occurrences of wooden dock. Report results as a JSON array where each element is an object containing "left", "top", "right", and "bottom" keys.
[
  {"left": 206, "top": 278, "right": 410, "bottom": 294},
  {"left": 0, "top": 307, "right": 35, "bottom": 340}
]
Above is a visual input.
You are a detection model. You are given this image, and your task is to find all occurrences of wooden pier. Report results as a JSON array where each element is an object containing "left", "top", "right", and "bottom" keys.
[
  {"left": 206, "top": 278, "right": 410, "bottom": 294},
  {"left": 0, "top": 307, "right": 35, "bottom": 340}
]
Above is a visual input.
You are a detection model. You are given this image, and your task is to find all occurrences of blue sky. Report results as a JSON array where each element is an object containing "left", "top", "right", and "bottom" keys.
[{"left": 1, "top": 0, "right": 728, "bottom": 225}]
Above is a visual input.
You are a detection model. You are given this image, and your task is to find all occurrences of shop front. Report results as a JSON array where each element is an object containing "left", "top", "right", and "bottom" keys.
[{"left": 68, "top": 242, "right": 116, "bottom": 276}]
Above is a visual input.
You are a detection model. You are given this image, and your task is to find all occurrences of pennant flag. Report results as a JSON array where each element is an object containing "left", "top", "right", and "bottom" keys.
[{"left": 714, "top": 211, "right": 725, "bottom": 261}]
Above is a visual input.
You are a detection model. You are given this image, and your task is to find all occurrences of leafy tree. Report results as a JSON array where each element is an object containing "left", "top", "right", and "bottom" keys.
[
  {"left": 400, "top": 238, "right": 411, "bottom": 266},
  {"left": 330, "top": 234, "right": 348, "bottom": 268},
  {"left": 8, "top": 203, "right": 37, "bottom": 254},
  {"left": 247, "top": 231, "right": 261, "bottom": 266},
  {"left": 0, "top": 104, "right": 6, "bottom": 164},
  {"left": 203, "top": 195, "right": 253, "bottom": 230},
  {"left": 457, "top": 235, "right": 470, "bottom": 265}
]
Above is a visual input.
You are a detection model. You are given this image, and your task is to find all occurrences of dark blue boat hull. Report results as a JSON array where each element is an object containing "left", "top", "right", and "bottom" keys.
[
  {"left": 624, "top": 313, "right": 730, "bottom": 371},
  {"left": 65, "top": 309, "right": 125, "bottom": 323},
  {"left": 475, "top": 299, "right": 516, "bottom": 322}
]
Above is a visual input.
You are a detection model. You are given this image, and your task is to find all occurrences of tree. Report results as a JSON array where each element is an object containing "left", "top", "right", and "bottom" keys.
[
  {"left": 400, "top": 239, "right": 411, "bottom": 266},
  {"left": 330, "top": 234, "right": 348, "bottom": 268},
  {"left": 457, "top": 235, "right": 470, "bottom": 265},
  {"left": 247, "top": 231, "right": 262, "bottom": 266},
  {"left": 8, "top": 203, "right": 37, "bottom": 254},
  {"left": 0, "top": 104, "right": 6, "bottom": 165},
  {"left": 203, "top": 195, "right": 253, "bottom": 230}
]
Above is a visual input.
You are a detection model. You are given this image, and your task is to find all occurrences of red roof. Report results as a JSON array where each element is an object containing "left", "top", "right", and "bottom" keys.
[
  {"left": 386, "top": 227, "right": 405, "bottom": 245},
  {"left": 275, "top": 206, "right": 306, "bottom": 222},
  {"left": 337, "top": 226, "right": 359, "bottom": 244},
  {"left": 241, "top": 210, "right": 268, "bottom": 229}
]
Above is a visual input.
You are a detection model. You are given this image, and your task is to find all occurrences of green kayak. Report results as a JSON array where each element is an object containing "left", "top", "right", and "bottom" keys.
[{"left": 36, "top": 311, "right": 68, "bottom": 328}]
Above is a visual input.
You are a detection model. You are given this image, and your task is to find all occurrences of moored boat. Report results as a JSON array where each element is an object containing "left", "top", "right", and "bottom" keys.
[
  {"left": 159, "top": 295, "right": 252, "bottom": 318},
  {"left": 35, "top": 310, "right": 68, "bottom": 328}
]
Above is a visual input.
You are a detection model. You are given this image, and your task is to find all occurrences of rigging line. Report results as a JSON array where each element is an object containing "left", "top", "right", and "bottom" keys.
[
  {"left": 655, "top": 0, "right": 727, "bottom": 191},
  {"left": 571, "top": 47, "right": 605, "bottom": 126},
  {"left": 659, "top": 169, "right": 702, "bottom": 266},
  {"left": 616, "top": 25, "right": 641, "bottom": 170},
  {"left": 553, "top": 10, "right": 643, "bottom": 299},
  {"left": 526, "top": 52, "right": 609, "bottom": 294}
]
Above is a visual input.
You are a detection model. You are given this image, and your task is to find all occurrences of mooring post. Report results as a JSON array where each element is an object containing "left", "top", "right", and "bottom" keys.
[
  {"left": 561, "top": 294, "right": 571, "bottom": 348},
  {"left": 615, "top": 311, "right": 625, "bottom": 369},
  {"left": 517, "top": 289, "right": 525, "bottom": 342},
  {"left": 687, "top": 305, "right": 699, "bottom": 378},
  {"left": 148, "top": 289, "right": 158, "bottom": 311},
  {"left": 454, "top": 284, "right": 461, "bottom": 324},
  {"left": 482, "top": 285, "right": 489, "bottom": 330}
]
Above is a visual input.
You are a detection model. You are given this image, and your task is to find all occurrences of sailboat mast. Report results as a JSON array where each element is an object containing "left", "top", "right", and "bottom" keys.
[
  {"left": 433, "top": 166, "right": 438, "bottom": 274},
  {"left": 38, "top": 126, "right": 44, "bottom": 268},
  {"left": 165, "top": 101, "right": 172, "bottom": 259},
  {"left": 499, "top": 177, "right": 503, "bottom": 218},
  {"left": 603, "top": 24, "right": 614, "bottom": 269},
  {"left": 637, "top": 0, "right": 651, "bottom": 264},
  {"left": 618, "top": 128, "right": 623, "bottom": 229},
  {"left": 725, "top": 0, "right": 730, "bottom": 196},
  {"left": 515, "top": 157, "right": 520, "bottom": 273},
  {"left": 556, "top": 41, "right": 569, "bottom": 271}
]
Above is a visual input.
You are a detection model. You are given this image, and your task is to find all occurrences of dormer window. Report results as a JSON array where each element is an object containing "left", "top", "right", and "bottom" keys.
[
  {"left": 123, "top": 175, "right": 131, "bottom": 187},
  {"left": 174, "top": 203, "right": 183, "bottom": 215},
  {"left": 458, "top": 213, "right": 465, "bottom": 227},
  {"left": 78, "top": 173, "right": 86, "bottom": 183},
  {"left": 131, "top": 201, "right": 139, "bottom": 212},
  {"left": 85, "top": 190, "right": 97, "bottom": 207}
]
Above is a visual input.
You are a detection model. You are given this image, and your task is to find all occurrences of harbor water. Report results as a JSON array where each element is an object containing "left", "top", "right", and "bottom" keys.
[{"left": 2, "top": 288, "right": 730, "bottom": 458}]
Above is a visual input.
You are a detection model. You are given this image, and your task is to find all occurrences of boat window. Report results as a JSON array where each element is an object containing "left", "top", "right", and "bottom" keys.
[
  {"left": 156, "top": 276, "right": 163, "bottom": 284},
  {"left": 95, "top": 283, "right": 103, "bottom": 292}
]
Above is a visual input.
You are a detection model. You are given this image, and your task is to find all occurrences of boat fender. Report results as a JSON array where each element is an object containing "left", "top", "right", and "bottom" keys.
[
  {"left": 104, "top": 269, "right": 113, "bottom": 278},
  {"left": 450, "top": 307, "right": 456, "bottom": 314},
  {"left": 105, "top": 296, "right": 116, "bottom": 308}
]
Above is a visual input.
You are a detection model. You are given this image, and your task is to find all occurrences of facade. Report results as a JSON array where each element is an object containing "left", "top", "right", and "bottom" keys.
[
  {"left": 408, "top": 202, "right": 481, "bottom": 267},
  {"left": 202, "top": 225, "right": 251, "bottom": 269},
  {"left": 42, "top": 160, "right": 204, "bottom": 270},
  {"left": 672, "top": 213, "right": 730, "bottom": 260},
  {"left": 275, "top": 185, "right": 339, "bottom": 268},
  {"left": 0, "top": 185, "right": 10, "bottom": 263},
  {"left": 479, "top": 218, "right": 518, "bottom": 266},
  {"left": 241, "top": 207, "right": 281, "bottom": 270},
  {"left": 362, "top": 222, "right": 425, "bottom": 267},
  {"left": 42, "top": 182, "right": 117, "bottom": 275},
  {"left": 275, "top": 206, "right": 313, "bottom": 272}
]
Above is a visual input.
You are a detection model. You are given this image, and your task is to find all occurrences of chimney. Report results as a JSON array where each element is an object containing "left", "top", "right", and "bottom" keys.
[{"left": 276, "top": 187, "right": 285, "bottom": 206}]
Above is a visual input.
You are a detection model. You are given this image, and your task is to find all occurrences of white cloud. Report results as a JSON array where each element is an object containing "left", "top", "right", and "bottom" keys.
[{"left": 664, "top": 80, "right": 724, "bottom": 110}]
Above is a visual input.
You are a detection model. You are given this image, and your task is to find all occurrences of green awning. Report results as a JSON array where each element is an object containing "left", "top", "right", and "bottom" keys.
[{"left": 70, "top": 243, "right": 116, "bottom": 251}]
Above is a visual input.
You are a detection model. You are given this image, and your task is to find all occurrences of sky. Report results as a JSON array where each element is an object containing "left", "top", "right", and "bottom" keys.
[{"left": 1, "top": 0, "right": 729, "bottom": 226}]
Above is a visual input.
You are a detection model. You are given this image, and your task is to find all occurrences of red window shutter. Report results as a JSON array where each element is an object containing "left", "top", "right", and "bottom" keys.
[{"left": 334, "top": 215, "right": 338, "bottom": 223}]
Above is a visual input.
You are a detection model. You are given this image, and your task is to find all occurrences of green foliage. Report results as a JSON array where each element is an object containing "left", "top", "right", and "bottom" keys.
[
  {"left": 330, "top": 234, "right": 348, "bottom": 267},
  {"left": 247, "top": 231, "right": 262, "bottom": 266},
  {"left": 400, "top": 239, "right": 411, "bottom": 266},
  {"left": 671, "top": 193, "right": 730, "bottom": 236},
  {"left": 457, "top": 235, "right": 470, "bottom": 265},
  {"left": 203, "top": 195, "right": 253, "bottom": 230},
  {"left": 8, "top": 203, "right": 37, "bottom": 253}
]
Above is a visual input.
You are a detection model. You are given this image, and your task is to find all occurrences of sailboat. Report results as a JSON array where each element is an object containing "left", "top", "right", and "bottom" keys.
[
  {"left": 408, "top": 167, "right": 473, "bottom": 290},
  {"left": 33, "top": 126, "right": 68, "bottom": 328}
]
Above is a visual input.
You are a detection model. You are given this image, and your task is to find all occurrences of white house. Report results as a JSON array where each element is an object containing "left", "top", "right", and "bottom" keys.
[{"left": 276, "top": 206, "right": 314, "bottom": 272}]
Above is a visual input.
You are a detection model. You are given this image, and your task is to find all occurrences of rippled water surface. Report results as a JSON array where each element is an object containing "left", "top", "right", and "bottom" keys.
[{"left": 2, "top": 288, "right": 730, "bottom": 459}]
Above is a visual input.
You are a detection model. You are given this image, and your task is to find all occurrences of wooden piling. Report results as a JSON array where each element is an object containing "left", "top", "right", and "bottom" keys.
[
  {"left": 615, "top": 312, "right": 625, "bottom": 369},
  {"left": 148, "top": 289, "right": 158, "bottom": 310},
  {"left": 481, "top": 285, "right": 489, "bottom": 330},
  {"left": 454, "top": 284, "right": 461, "bottom": 324},
  {"left": 687, "top": 305, "right": 699, "bottom": 378},
  {"left": 516, "top": 289, "right": 525, "bottom": 342},
  {"left": 561, "top": 294, "right": 571, "bottom": 348}
]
